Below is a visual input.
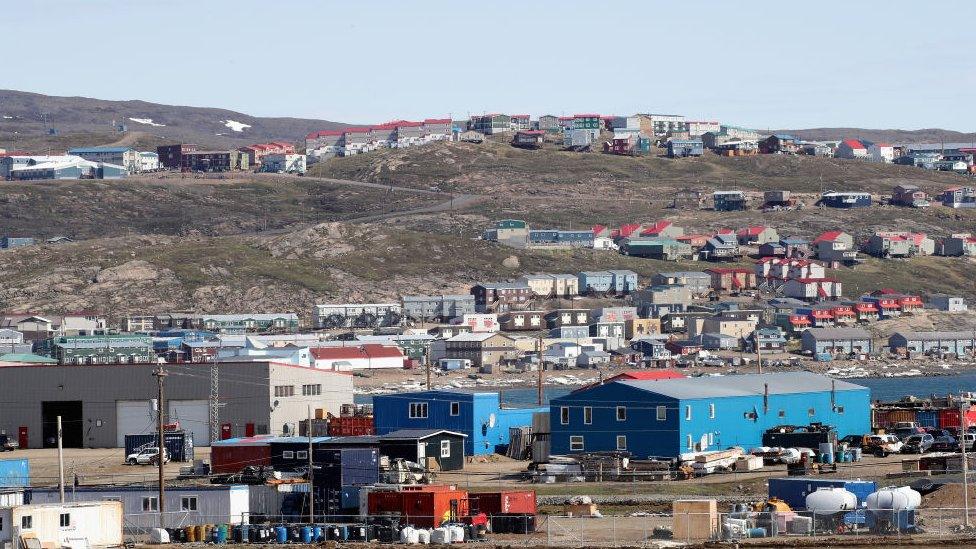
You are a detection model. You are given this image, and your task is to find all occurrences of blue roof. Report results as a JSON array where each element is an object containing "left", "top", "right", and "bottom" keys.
[
  {"left": 617, "top": 372, "right": 867, "bottom": 400},
  {"left": 68, "top": 146, "right": 133, "bottom": 153},
  {"left": 772, "top": 134, "right": 796, "bottom": 140}
]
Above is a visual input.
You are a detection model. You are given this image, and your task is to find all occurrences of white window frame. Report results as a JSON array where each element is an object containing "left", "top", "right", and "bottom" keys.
[
  {"left": 282, "top": 451, "right": 295, "bottom": 460},
  {"left": 686, "top": 434, "right": 693, "bottom": 450},
  {"left": 616, "top": 435, "right": 627, "bottom": 450},
  {"left": 656, "top": 406, "right": 667, "bottom": 421},
  {"left": 142, "top": 497, "right": 158, "bottom": 512},
  {"left": 569, "top": 436, "right": 584, "bottom": 451},
  {"left": 450, "top": 402, "right": 460, "bottom": 416},
  {"left": 409, "top": 402, "right": 429, "bottom": 419},
  {"left": 583, "top": 406, "right": 593, "bottom": 425},
  {"left": 560, "top": 406, "right": 569, "bottom": 425},
  {"left": 296, "top": 450, "right": 308, "bottom": 460},
  {"left": 440, "top": 440, "right": 450, "bottom": 458},
  {"left": 685, "top": 405, "right": 692, "bottom": 421},
  {"left": 708, "top": 403, "right": 715, "bottom": 419},
  {"left": 616, "top": 406, "right": 626, "bottom": 421},
  {"left": 180, "top": 496, "right": 198, "bottom": 512},
  {"left": 808, "top": 408, "right": 816, "bottom": 417}
]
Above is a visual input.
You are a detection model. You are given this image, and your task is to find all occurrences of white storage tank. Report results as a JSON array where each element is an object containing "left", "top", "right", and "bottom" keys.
[
  {"left": 805, "top": 487, "right": 857, "bottom": 512},
  {"left": 866, "top": 486, "right": 921, "bottom": 511}
]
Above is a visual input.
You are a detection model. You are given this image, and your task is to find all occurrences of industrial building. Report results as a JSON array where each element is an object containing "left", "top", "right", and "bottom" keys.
[
  {"left": 34, "top": 334, "right": 154, "bottom": 364},
  {"left": 888, "top": 331, "right": 976, "bottom": 356},
  {"left": 0, "top": 360, "right": 353, "bottom": 448},
  {"left": 67, "top": 146, "right": 141, "bottom": 173},
  {"left": 4, "top": 155, "right": 126, "bottom": 180},
  {"left": 372, "top": 390, "right": 546, "bottom": 455},
  {"left": 549, "top": 372, "right": 870, "bottom": 458}
]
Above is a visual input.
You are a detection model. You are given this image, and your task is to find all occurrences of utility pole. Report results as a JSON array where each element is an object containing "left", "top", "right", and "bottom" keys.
[
  {"left": 210, "top": 341, "right": 221, "bottom": 444},
  {"left": 962, "top": 394, "right": 971, "bottom": 528},
  {"left": 153, "top": 366, "right": 168, "bottom": 529},
  {"left": 57, "top": 416, "right": 65, "bottom": 504},
  {"left": 755, "top": 331, "right": 763, "bottom": 374},
  {"left": 536, "top": 335, "right": 544, "bottom": 406},
  {"left": 425, "top": 343, "right": 432, "bottom": 390},
  {"left": 307, "top": 405, "right": 314, "bottom": 525}
]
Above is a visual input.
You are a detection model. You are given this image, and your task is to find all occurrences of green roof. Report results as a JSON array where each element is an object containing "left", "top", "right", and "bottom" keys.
[
  {"left": 497, "top": 219, "right": 527, "bottom": 229},
  {"left": 0, "top": 353, "right": 57, "bottom": 364}
]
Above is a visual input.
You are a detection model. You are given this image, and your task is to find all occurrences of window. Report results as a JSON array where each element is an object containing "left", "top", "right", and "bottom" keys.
[
  {"left": 59, "top": 513, "right": 70, "bottom": 527},
  {"left": 583, "top": 407, "right": 593, "bottom": 425},
  {"left": 835, "top": 405, "right": 845, "bottom": 414},
  {"left": 686, "top": 434, "right": 693, "bottom": 450},
  {"left": 22, "top": 516, "right": 32, "bottom": 529},
  {"left": 560, "top": 407, "right": 569, "bottom": 425},
  {"left": 656, "top": 406, "right": 667, "bottom": 421},
  {"left": 808, "top": 408, "right": 816, "bottom": 417},
  {"left": 616, "top": 435, "right": 627, "bottom": 450},
  {"left": 180, "top": 497, "right": 198, "bottom": 512},
  {"left": 708, "top": 404, "right": 715, "bottom": 419},
  {"left": 274, "top": 385, "right": 294, "bottom": 398},
  {"left": 778, "top": 410, "right": 786, "bottom": 419},
  {"left": 685, "top": 405, "right": 692, "bottom": 421},
  {"left": 616, "top": 406, "right": 626, "bottom": 421},
  {"left": 302, "top": 384, "right": 322, "bottom": 396},
  {"left": 708, "top": 433, "right": 715, "bottom": 446},
  {"left": 450, "top": 402, "right": 460, "bottom": 416},
  {"left": 440, "top": 440, "right": 451, "bottom": 458},
  {"left": 282, "top": 451, "right": 295, "bottom": 459},
  {"left": 296, "top": 450, "right": 308, "bottom": 460},
  {"left": 142, "top": 497, "right": 158, "bottom": 512},
  {"left": 570, "top": 436, "right": 584, "bottom": 451},
  {"left": 0, "top": 516, "right": 3, "bottom": 531},
  {"left": 409, "top": 402, "right": 429, "bottom": 419}
]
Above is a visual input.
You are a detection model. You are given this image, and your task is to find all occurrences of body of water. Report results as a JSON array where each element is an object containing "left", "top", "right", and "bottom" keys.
[{"left": 357, "top": 373, "right": 976, "bottom": 407}]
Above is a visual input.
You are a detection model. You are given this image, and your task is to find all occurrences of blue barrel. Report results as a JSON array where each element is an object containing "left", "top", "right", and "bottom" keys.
[
  {"left": 300, "top": 526, "right": 313, "bottom": 544},
  {"left": 312, "top": 526, "right": 323, "bottom": 541},
  {"left": 747, "top": 527, "right": 767, "bottom": 538},
  {"left": 216, "top": 525, "right": 228, "bottom": 544},
  {"left": 275, "top": 526, "right": 288, "bottom": 544}
]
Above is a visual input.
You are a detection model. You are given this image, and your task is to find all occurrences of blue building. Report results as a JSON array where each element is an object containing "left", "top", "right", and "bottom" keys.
[
  {"left": 820, "top": 192, "right": 872, "bottom": 208},
  {"left": 578, "top": 271, "right": 614, "bottom": 294},
  {"left": 667, "top": 139, "right": 704, "bottom": 158},
  {"left": 372, "top": 390, "right": 546, "bottom": 455},
  {"left": 608, "top": 270, "right": 639, "bottom": 293},
  {"left": 550, "top": 372, "right": 869, "bottom": 458},
  {"left": 0, "top": 237, "right": 34, "bottom": 249}
]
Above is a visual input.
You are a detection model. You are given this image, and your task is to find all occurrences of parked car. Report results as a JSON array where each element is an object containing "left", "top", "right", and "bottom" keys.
[
  {"left": 863, "top": 434, "right": 904, "bottom": 457},
  {"left": 838, "top": 434, "right": 864, "bottom": 448},
  {"left": 931, "top": 434, "right": 958, "bottom": 452},
  {"left": 902, "top": 433, "right": 935, "bottom": 454},
  {"left": 126, "top": 447, "right": 169, "bottom": 465},
  {"left": 960, "top": 433, "right": 976, "bottom": 452},
  {"left": 0, "top": 434, "right": 18, "bottom": 452},
  {"left": 893, "top": 426, "right": 925, "bottom": 441}
]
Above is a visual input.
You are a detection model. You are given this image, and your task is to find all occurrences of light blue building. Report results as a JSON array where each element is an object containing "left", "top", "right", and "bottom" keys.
[
  {"left": 372, "top": 390, "right": 546, "bottom": 455},
  {"left": 578, "top": 271, "right": 614, "bottom": 294},
  {"left": 0, "top": 237, "right": 34, "bottom": 249},
  {"left": 550, "top": 372, "right": 870, "bottom": 458},
  {"left": 608, "top": 270, "right": 639, "bottom": 293}
]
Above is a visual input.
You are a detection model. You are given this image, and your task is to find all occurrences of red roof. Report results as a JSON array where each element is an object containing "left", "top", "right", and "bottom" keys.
[
  {"left": 311, "top": 344, "right": 403, "bottom": 361},
  {"left": 706, "top": 268, "right": 753, "bottom": 275},
  {"left": 814, "top": 231, "right": 845, "bottom": 243},
  {"left": 610, "top": 370, "right": 686, "bottom": 382},
  {"left": 639, "top": 220, "right": 673, "bottom": 236},
  {"left": 842, "top": 139, "right": 866, "bottom": 150},
  {"left": 574, "top": 113, "right": 601, "bottom": 118},
  {"left": 306, "top": 130, "right": 344, "bottom": 139},
  {"left": 424, "top": 118, "right": 452, "bottom": 124},
  {"left": 737, "top": 226, "right": 767, "bottom": 237},
  {"left": 619, "top": 223, "right": 642, "bottom": 238}
]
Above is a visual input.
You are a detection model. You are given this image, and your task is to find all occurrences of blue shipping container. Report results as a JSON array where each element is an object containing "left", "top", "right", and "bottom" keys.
[
  {"left": 916, "top": 410, "right": 939, "bottom": 428},
  {"left": 0, "top": 459, "right": 29, "bottom": 488},
  {"left": 123, "top": 431, "right": 194, "bottom": 462},
  {"left": 768, "top": 478, "right": 877, "bottom": 510}
]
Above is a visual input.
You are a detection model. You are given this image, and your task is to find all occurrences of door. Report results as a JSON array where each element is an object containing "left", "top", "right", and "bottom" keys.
[
  {"left": 245, "top": 423, "right": 255, "bottom": 437},
  {"left": 417, "top": 442, "right": 426, "bottom": 462},
  {"left": 18, "top": 426, "right": 28, "bottom": 449},
  {"left": 42, "top": 401, "right": 83, "bottom": 448},
  {"left": 169, "top": 400, "right": 210, "bottom": 446},
  {"left": 116, "top": 400, "right": 155, "bottom": 448}
]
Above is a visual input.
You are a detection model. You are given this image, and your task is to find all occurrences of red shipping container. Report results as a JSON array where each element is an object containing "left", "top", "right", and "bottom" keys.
[
  {"left": 368, "top": 486, "right": 470, "bottom": 528},
  {"left": 873, "top": 410, "right": 892, "bottom": 429},
  {"left": 473, "top": 490, "right": 537, "bottom": 515},
  {"left": 328, "top": 416, "right": 375, "bottom": 436},
  {"left": 941, "top": 409, "right": 961, "bottom": 429},
  {"left": 210, "top": 437, "right": 273, "bottom": 474}
]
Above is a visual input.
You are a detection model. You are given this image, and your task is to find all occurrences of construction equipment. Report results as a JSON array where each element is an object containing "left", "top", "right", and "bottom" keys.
[{"left": 384, "top": 458, "right": 434, "bottom": 485}]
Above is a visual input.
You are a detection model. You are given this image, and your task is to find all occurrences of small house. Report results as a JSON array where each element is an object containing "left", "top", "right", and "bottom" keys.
[
  {"left": 892, "top": 184, "right": 930, "bottom": 208},
  {"left": 819, "top": 192, "right": 872, "bottom": 208},
  {"left": 752, "top": 327, "right": 787, "bottom": 352},
  {"left": 783, "top": 278, "right": 843, "bottom": 301},
  {"left": 470, "top": 282, "right": 532, "bottom": 313},
  {"left": 758, "top": 242, "right": 786, "bottom": 258},
  {"left": 928, "top": 294, "right": 967, "bottom": 312},
  {"left": 667, "top": 139, "right": 704, "bottom": 158},
  {"left": 835, "top": 139, "right": 868, "bottom": 159},
  {"left": 759, "top": 134, "right": 800, "bottom": 154},
  {"left": 867, "top": 233, "right": 912, "bottom": 258},
  {"left": 701, "top": 234, "right": 741, "bottom": 260},
  {"left": 498, "top": 310, "right": 545, "bottom": 331},
  {"left": 780, "top": 236, "right": 812, "bottom": 259},
  {"left": 736, "top": 226, "right": 779, "bottom": 245},
  {"left": 0, "top": 501, "right": 123, "bottom": 545},
  {"left": 940, "top": 234, "right": 976, "bottom": 256},
  {"left": 713, "top": 190, "right": 747, "bottom": 211},
  {"left": 630, "top": 338, "right": 673, "bottom": 361},
  {"left": 699, "top": 332, "right": 741, "bottom": 350},
  {"left": 619, "top": 238, "right": 692, "bottom": 260},
  {"left": 639, "top": 220, "right": 684, "bottom": 239},
  {"left": 814, "top": 231, "right": 858, "bottom": 264},
  {"left": 512, "top": 130, "right": 545, "bottom": 149},
  {"left": 443, "top": 332, "right": 519, "bottom": 367},
  {"left": 545, "top": 309, "right": 590, "bottom": 328},
  {"left": 888, "top": 332, "right": 976, "bottom": 357},
  {"left": 706, "top": 268, "right": 756, "bottom": 292},
  {"left": 578, "top": 271, "right": 614, "bottom": 294},
  {"left": 577, "top": 349, "right": 612, "bottom": 368},
  {"left": 378, "top": 429, "right": 466, "bottom": 471}
]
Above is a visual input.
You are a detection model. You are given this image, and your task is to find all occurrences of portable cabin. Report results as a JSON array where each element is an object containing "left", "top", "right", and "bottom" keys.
[{"left": 378, "top": 429, "right": 466, "bottom": 471}]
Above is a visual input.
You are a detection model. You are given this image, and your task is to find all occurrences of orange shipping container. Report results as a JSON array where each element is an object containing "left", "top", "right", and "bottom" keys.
[
  {"left": 473, "top": 490, "right": 537, "bottom": 515},
  {"left": 368, "top": 486, "right": 470, "bottom": 528},
  {"left": 887, "top": 410, "right": 916, "bottom": 424}
]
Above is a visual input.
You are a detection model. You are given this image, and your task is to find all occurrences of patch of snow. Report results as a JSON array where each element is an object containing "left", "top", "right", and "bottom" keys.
[
  {"left": 2, "top": 115, "right": 12, "bottom": 119},
  {"left": 128, "top": 117, "right": 165, "bottom": 127},
  {"left": 222, "top": 120, "right": 251, "bottom": 132}
]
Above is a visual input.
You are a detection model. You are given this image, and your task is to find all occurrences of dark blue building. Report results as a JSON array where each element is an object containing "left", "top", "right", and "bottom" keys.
[
  {"left": 550, "top": 372, "right": 870, "bottom": 459},
  {"left": 820, "top": 192, "right": 872, "bottom": 208},
  {"left": 372, "top": 390, "right": 545, "bottom": 455},
  {"left": 667, "top": 139, "right": 704, "bottom": 158},
  {"left": 0, "top": 237, "right": 34, "bottom": 249}
]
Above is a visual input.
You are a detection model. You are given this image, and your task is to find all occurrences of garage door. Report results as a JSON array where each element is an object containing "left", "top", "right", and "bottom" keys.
[
  {"left": 116, "top": 400, "right": 155, "bottom": 448},
  {"left": 169, "top": 400, "right": 210, "bottom": 446}
]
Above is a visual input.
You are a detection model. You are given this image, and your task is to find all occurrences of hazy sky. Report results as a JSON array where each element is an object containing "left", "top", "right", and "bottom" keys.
[{"left": 3, "top": 1, "right": 975, "bottom": 130}]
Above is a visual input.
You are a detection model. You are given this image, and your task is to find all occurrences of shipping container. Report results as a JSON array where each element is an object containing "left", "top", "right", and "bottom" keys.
[
  {"left": 123, "top": 431, "right": 194, "bottom": 462},
  {"left": 367, "top": 486, "right": 470, "bottom": 528},
  {"left": 490, "top": 514, "right": 536, "bottom": 534},
  {"left": 0, "top": 458, "right": 29, "bottom": 488},
  {"left": 768, "top": 478, "right": 876, "bottom": 510},
  {"left": 328, "top": 416, "right": 375, "bottom": 436},
  {"left": 888, "top": 410, "right": 916, "bottom": 424},
  {"left": 313, "top": 448, "right": 380, "bottom": 488},
  {"left": 473, "top": 490, "right": 537, "bottom": 515},
  {"left": 940, "top": 409, "right": 961, "bottom": 429},
  {"left": 873, "top": 409, "right": 892, "bottom": 429},
  {"left": 915, "top": 410, "right": 940, "bottom": 428},
  {"left": 211, "top": 436, "right": 274, "bottom": 474}
]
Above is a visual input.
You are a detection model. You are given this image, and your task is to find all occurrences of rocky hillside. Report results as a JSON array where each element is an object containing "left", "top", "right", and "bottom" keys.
[{"left": 778, "top": 127, "right": 976, "bottom": 144}]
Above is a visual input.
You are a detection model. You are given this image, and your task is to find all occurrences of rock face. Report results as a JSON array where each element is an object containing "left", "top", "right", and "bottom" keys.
[
  {"left": 262, "top": 222, "right": 366, "bottom": 259},
  {"left": 502, "top": 255, "right": 520, "bottom": 269},
  {"left": 93, "top": 260, "right": 161, "bottom": 283}
]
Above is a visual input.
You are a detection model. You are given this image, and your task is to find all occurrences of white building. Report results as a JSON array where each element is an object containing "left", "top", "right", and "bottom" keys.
[
  {"left": 461, "top": 313, "right": 499, "bottom": 333},
  {"left": 31, "top": 486, "right": 247, "bottom": 532},
  {"left": 0, "top": 501, "right": 122, "bottom": 547},
  {"left": 139, "top": 151, "right": 160, "bottom": 172},
  {"left": 261, "top": 153, "right": 307, "bottom": 174},
  {"left": 68, "top": 147, "right": 141, "bottom": 173},
  {"left": 868, "top": 142, "right": 895, "bottom": 163},
  {"left": 686, "top": 120, "right": 721, "bottom": 137},
  {"left": 310, "top": 344, "right": 405, "bottom": 371}
]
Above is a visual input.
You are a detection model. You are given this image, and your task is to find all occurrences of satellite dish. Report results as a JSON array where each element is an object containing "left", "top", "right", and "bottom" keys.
[{"left": 488, "top": 413, "right": 496, "bottom": 428}]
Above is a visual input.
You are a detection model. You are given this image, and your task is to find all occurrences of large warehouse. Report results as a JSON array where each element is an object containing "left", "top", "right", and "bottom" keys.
[
  {"left": 0, "top": 360, "right": 353, "bottom": 449},
  {"left": 549, "top": 372, "right": 870, "bottom": 458}
]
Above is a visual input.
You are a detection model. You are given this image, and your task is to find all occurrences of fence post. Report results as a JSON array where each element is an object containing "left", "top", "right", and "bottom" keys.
[
  {"left": 642, "top": 514, "right": 647, "bottom": 548},
  {"left": 579, "top": 515, "right": 584, "bottom": 548},
  {"left": 612, "top": 514, "right": 616, "bottom": 547},
  {"left": 546, "top": 515, "right": 550, "bottom": 546}
]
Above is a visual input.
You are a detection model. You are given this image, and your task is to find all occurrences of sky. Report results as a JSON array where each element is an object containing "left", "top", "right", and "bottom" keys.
[{"left": 2, "top": 1, "right": 975, "bottom": 130}]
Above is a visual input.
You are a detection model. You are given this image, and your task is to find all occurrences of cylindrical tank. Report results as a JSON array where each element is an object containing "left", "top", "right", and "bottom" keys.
[
  {"left": 417, "top": 528, "right": 431, "bottom": 544},
  {"left": 430, "top": 527, "right": 450, "bottom": 544},
  {"left": 450, "top": 524, "right": 465, "bottom": 542},
  {"left": 867, "top": 487, "right": 922, "bottom": 511},
  {"left": 185, "top": 526, "right": 196, "bottom": 543},
  {"left": 274, "top": 525, "right": 288, "bottom": 544},
  {"left": 805, "top": 487, "right": 857, "bottom": 512},
  {"left": 215, "top": 524, "right": 228, "bottom": 544},
  {"left": 195, "top": 525, "right": 207, "bottom": 542},
  {"left": 300, "top": 526, "right": 313, "bottom": 543}
]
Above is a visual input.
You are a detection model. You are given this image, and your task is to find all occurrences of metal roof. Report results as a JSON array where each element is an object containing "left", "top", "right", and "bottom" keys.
[
  {"left": 380, "top": 429, "right": 467, "bottom": 440},
  {"left": 803, "top": 327, "right": 872, "bottom": 340},
  {"left": 620, "top": 372, "right": 866, "bottom": 400},
  {"left": 892, "top": 331, "right": 976, "bottom": 341},
  {"left": 68, "top": 147, "right": 133, "bottom": 154}
]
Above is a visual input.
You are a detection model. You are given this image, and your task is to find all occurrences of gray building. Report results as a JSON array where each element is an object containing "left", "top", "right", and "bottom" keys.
[
  {"left": 928, "top": 294, "right": 967, "bottom": 312},
  {"left": 402, "top": 294, "right": 476, "bottom": 322},
  {"left": 651, "top": 271, "right": 712, "bottom": 294},
  {"left": 800, "top": 327, "right": 873, "bottom": 356},
  {"left": 889, "top": 331, "right": 975, "bottom": 356},
  {"left": 632, "top": 285, "right": 692, "bottom": 317},
  {"left": 0, "top": 360, "right": 353, "bottom": 449}
]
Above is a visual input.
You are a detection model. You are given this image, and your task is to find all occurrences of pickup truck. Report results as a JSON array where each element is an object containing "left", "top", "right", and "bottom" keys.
[{"left": 0, "top": 434, "right": 18, "bottom": 452}]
